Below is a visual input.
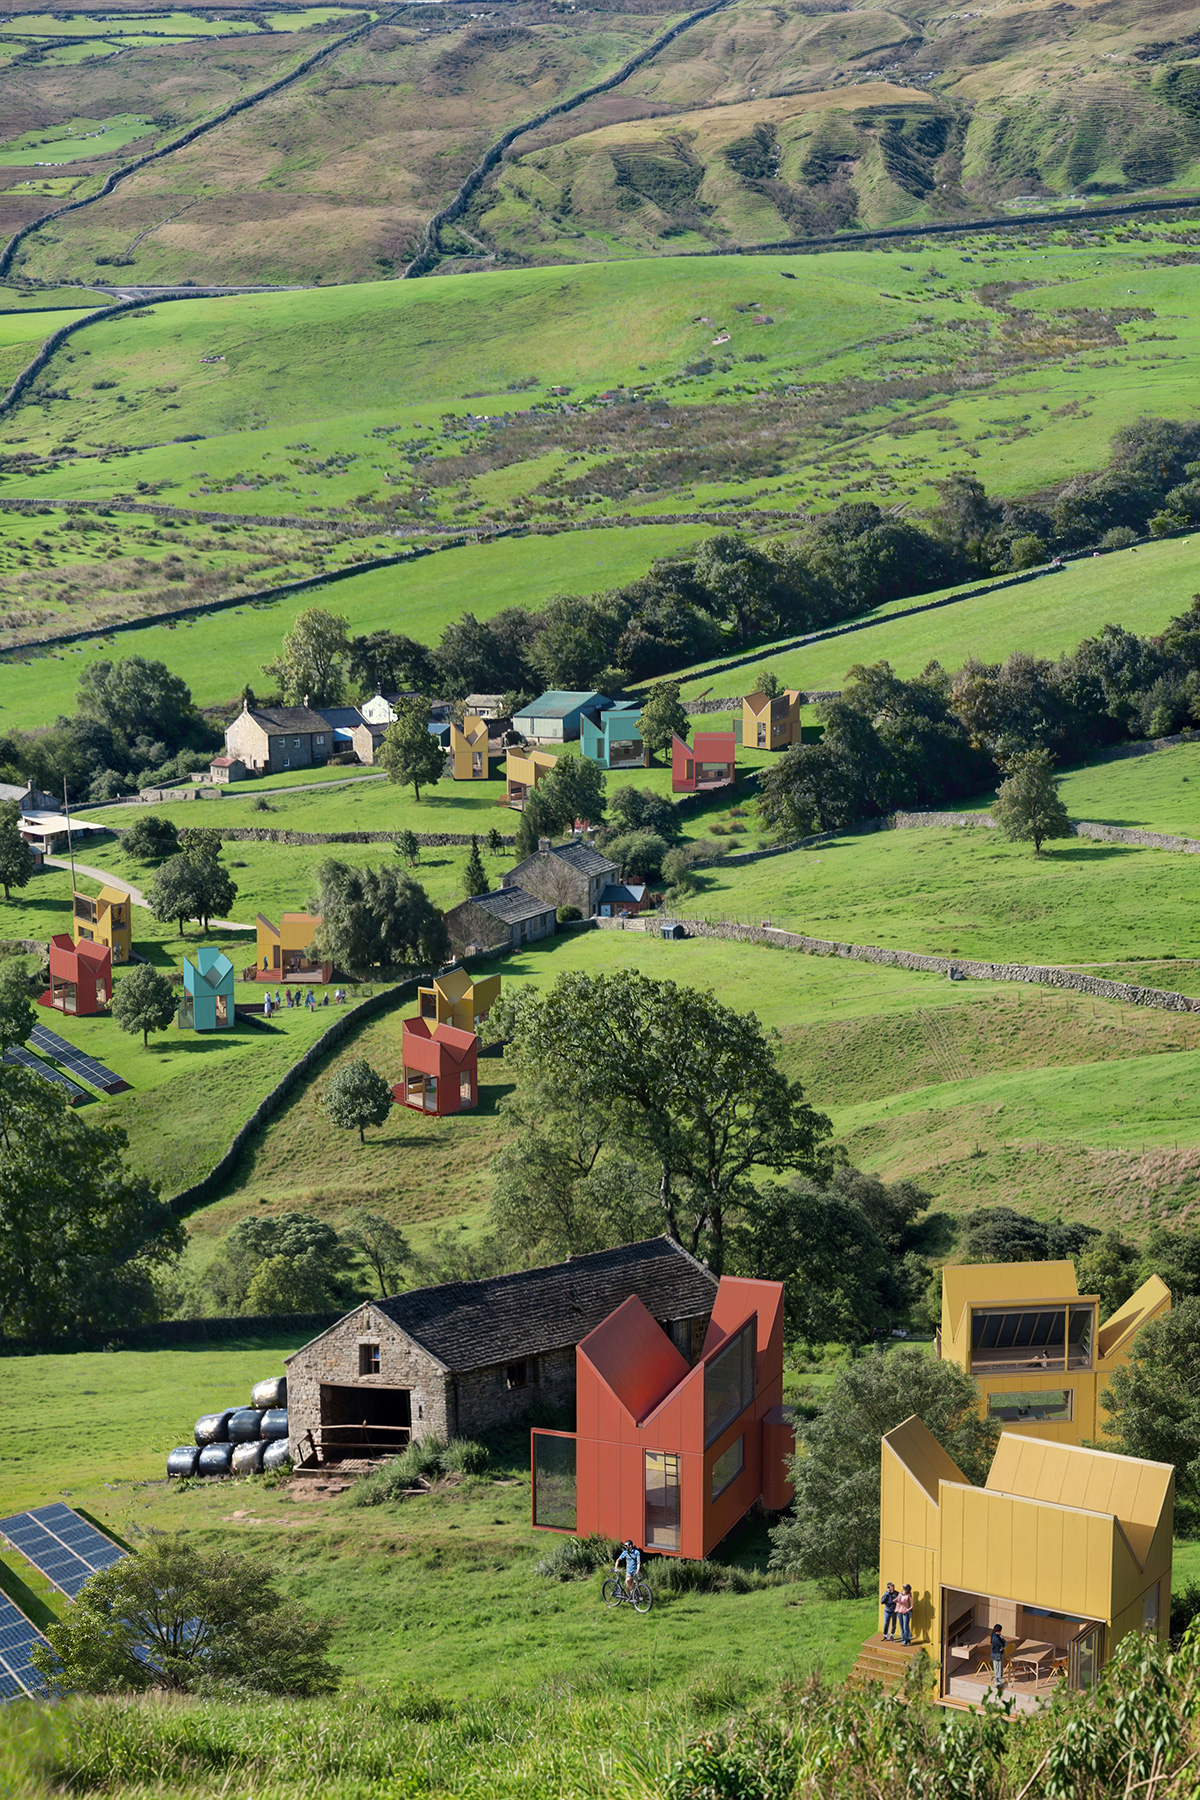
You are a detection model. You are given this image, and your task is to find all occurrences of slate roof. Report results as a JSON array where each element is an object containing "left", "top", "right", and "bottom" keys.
[
  {"left": 468, "top": 885, "right": 555, "bottom": 925},
  {"left": 371, "top": 1238, "right": 718, "bottom": 1371},
  {"left": 544, "top": 841, "right": 616, "bottom": 878},
  {"left": 315, "top": 706, "right": 366, "bottom": 731},
  {"left": 246, "top": 705, "right": 334, "bottom": 735},
  {"left": 599, "top": 882, "right": 647, "bottom": 906}
]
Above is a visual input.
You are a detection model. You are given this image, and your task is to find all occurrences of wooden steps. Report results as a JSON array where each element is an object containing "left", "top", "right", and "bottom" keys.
[{"left": 846, "top": 1633, "right": 927, "bottom": 1694}]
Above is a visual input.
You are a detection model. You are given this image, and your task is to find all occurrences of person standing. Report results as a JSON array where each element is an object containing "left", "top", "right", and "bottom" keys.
[
  {"left": 897, "top": 1584, "right": 914, "bottom": 1646},
  {"left": 991, "top": 1622, "right": 1006, "bottom": 1692},
  {"left": 880, "top": 1582, "right": 899, "bottom": 1640}
]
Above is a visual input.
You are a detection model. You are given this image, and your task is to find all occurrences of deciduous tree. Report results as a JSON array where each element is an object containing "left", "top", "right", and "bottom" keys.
[
  {"left": 0, "top": 957, "right": 34, "bottom": 1054},
  {"left": 1102, "top": 1297, "right": 1200, "bottom": 1531},
  {"left": 342, "top": 1205, "right": 411, "bottom": 1296},
  {"left": 77, "top": 655, "right": 195, "bottom": 747},
  {"left": 309, "top": 859, "right": 447, "bottom": 975},
  {"left": 322, "top": 1058, "right": 393, "bottom": 1144},
  {"left": 992, "top": 747, "right": 1075, "bottom": 853},
  {"left": 32, "top": 1538, "right": 337, "bottom": 1697},
  {"left": 376, "top": 699, "right": 445, "bottom": 802},
  {"left": 0, "top": 800, "right": 34, "bottom": 902},
  {"left": 122, "top": 814, "right": 180, "bottom": 862},
  {"left": 111, "top": 962, "right": 177, "bottom": 1048},
  {"left": 0, "top": 1064, "right": 183, "bottom": 1340},
  {"left": 768, "top": 1349, "right": 998, "bottom": 1598},
  {"left": 637, "top": 680, "right": 689, "bottom": 764},
  {"left": 262, "top": 607, "right": 349, "bottom": 706}
]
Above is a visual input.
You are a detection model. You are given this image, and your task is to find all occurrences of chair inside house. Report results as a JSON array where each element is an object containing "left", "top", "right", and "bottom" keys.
[{"left": 942, "top": 1591, "right": 1104, "bottom": 1712}]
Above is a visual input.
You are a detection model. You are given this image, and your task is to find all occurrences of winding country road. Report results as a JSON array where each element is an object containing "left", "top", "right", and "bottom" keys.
[{"left": 45, "top": 856, "right": 251, "bottom": 931}]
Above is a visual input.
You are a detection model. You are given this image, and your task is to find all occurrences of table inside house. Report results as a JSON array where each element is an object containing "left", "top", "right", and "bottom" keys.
[{"left": 1008, "top": 1639, "right": 1054, "bottom": 1680}]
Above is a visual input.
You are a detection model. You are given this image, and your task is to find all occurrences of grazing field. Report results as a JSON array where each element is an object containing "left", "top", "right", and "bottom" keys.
[
  {"left": 1055, "top": 741, "right": 1200, "bottom": 840},
  {"left": 678, "top": 537, "right": 1200, "bottom": 701}
]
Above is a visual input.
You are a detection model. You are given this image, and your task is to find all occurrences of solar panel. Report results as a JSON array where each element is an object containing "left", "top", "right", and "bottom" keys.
[
  {"left": 28, "top": 1026, "right": 129, "bottom": 1095},
  {"left": 1, "top": 1046, "right": 88, "bottom": 1106},
  {"left": 0, "top": 1505, "right": 127, "bottom": 1600},
  {"left": 0, "top": 1588, "right": 53, "bottom": 1701}
]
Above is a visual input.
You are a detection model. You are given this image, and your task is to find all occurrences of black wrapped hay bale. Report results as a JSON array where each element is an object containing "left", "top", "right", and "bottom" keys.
[
  {"left": 260, "top": 1408, "right": 288, "bottom": 1441},
  {"left": 167, "top": 1446, "right": 200, "bottom": 1480},
  {"left": 262, "top": 1439, "right": 292, "bottom": 1474},
  {"left": 227, "top": 1408, "right": 264, "bottom": 1443},
  {"left": 251, "top": 1376, "right": 287, "bottom": 1411},
  {"left": 194, "top": 1410, "right": 234, "bottom": 1446},
  {"left": 197, "top": 1443, "right": 234, "bottom": 1477},
  {"left": 231, "top": 1440, "right": 265, "bottom": 1476}
]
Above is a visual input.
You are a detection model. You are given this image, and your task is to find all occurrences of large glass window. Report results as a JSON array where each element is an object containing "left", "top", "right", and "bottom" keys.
[
  {"left": 711, "top": 1436, "right": 744, "bottom": 1501},
  {"left": 986, "top": 1390, "right": 1074, "bottom": 1423},
  {"left": 532, "top": 1433, "right": 576, "bottom": 1530},
  {"left": 704, "top": 1321, "right": 756, "bottom": 1447},
  {"left": 1068, "top": 1306, "right": 1094, "bottom": 1370},
  {"left": 645, "top": 1451, "right": 680, "bottom": 1550},
  {"left": 970, "top": 1308, "right": 1068, "bottom": 1375}
]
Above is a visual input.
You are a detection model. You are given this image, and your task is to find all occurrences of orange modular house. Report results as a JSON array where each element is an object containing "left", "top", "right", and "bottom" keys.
[
  {"left": 506, "top": 747, "right": 558, "bottom": 810},
  {"left": 417, "top": 968, "right": 500, "bottom": 1032},
  {"left": 73, "top": 884, "right": 132, "bottom": 964},
  {"left": 742, "top": 690, "right": 801, "bottom": 750},
  {"left": 394, "top": 1017, "right": 479, "bottom": 1116},
  {"left": 40, "top": 933, "right": 112, "bottom": 1015},
  {"left": 450, "top": 715, "right": 490, "bottom": 780},
  {"left": 254, "top": 912, "right": 332, "bottom": 983},
  {"left": 671, "top": 731, "right": 736, "bottom": 794},
  {"left": 531, "top": 1276, "right": 794, "bottom": 1559}
]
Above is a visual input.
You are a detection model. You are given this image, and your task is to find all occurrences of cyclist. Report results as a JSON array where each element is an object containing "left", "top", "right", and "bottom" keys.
[{"left": 614, "top": 1539, "right": 642, "bottom": 1597}]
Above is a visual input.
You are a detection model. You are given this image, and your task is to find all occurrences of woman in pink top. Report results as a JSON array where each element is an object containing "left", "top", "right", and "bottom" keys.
[{"left": 896, "top": 1584, "right": 913, "bottom": 1645}]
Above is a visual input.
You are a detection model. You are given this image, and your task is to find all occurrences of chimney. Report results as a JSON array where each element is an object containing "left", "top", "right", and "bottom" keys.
[
  {"left": 303, "top": 693, "right": 309, "bottom": 707},
  {"left": 538, "top": 836, "right": 551, "bottom": 852}
]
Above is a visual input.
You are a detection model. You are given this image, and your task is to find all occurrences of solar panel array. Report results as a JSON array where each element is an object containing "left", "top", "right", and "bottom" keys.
[
  {"left": 0, "top": 1504, "right": 127, "bottom": 1599},
  {"left": 29, "top": 1025, "right": 128, "bottom": 1094},
  {"left": 0, "top": 1589, "right": 51, "bottom": 1701},
  {"left": 2, "top": 1045, "right": 87, "bottom": 1106}
]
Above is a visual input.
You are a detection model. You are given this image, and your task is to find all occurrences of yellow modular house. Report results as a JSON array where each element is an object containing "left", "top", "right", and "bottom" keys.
[
  {"left": 878, "top": 1416, "right": 1173, "bottom": 1712},
  {"left": 939, "top": 1261, "right": 1170, "bottom": 1446},
  {"left": 73, "top": 884, "right": 132, "bottom": 964},
  {"left": 506, "top": 747, "right": 557, "bottom": 810},
  {"left": 450, "top": 715, "right": 490, "bottom": 780},
  {"left": 254, "top": 911, "right": 332, "bottom": 982},
  {"left": 417, "top": 968, "right": 500, "bottom": 1031},
  {"left": 742, "top": 689, "right": 801, "bottom": 750}
]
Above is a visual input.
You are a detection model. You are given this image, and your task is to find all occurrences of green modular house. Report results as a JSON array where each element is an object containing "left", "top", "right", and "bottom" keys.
[
  {"left": 580, "top": 700, "right": 648, "bottom": 769},
  {"left": 179, "top": 946, "right": 236, "bottom": 1031}
]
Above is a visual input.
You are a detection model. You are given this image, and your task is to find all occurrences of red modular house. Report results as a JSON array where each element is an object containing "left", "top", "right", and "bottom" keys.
[
  {"left": 393, "top": 1016, "right": 479, "bottom": 1116},
  {"left": 39, "top": 933, "right": 112, "bottom": 1016},
  {"left": 531, "top": 1276, "right": 794, "bottom": 1559},
  {"left": 671, "top": 731, "right": 736, "bottom": 794}
]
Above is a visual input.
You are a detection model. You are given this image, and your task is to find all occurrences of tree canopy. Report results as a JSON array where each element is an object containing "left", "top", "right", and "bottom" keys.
[
  {"left": 32, "top": 1538, "right": 337, "bottom": 1697},
  {"left": 112, "top": 963, "right": 178, "bottom": 1047},
  {"left": 992, "top": 747, "right": 1076, "bottom": 853},
  {"left": 768, "top": 1348, "right": 999, "bottom": 1597},
  {"left": 1101, "top": 1297, "right": 1200, "bottom": 1532},
  {"left": 206, "top": 1210, "right": 358, "bottom": 1315},
  {"left": 322, "top": 1059, "right": 393, "bottom": 1143},
  {"left": 309, "top": 859, "right": 447, "bottom": 975},
  {"left": 0, "top": 1064, "right": 183, "bottom": 1340},
  {"left": 637, "top": 679, "right": 689, "bottom": 763},
  {"left": 491, "top": 971, "right": 832, "bottom": 1271},
  {"left": 262, "top": 607, "right": 349, "bottom": 706},
  {"left": 376, "top": 698, "right": 445, "bottom": 802},
  {"left": 0, "top": 958, "right": 35, "bottom": 1055},
  {"left": 0, "top": 801, "right": 35, "bottom": 902}
]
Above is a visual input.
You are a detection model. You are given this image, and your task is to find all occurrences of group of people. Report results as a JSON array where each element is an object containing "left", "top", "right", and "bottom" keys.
[
  {"left": 880, "top": 1582, "right": 915, "bottom": 1645},
  {"left": 262, "top": 986, "right": 349, "bottom": 1017}
]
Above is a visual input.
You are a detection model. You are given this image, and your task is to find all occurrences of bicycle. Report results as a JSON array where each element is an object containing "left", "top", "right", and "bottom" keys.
[{"left": 602, "top": 1573, "right": 654, "bottom": 1613}]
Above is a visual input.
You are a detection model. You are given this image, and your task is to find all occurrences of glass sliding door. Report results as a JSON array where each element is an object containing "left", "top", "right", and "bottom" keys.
[{"left": 644, "top": 1451, "right": 681, "bottom": 1551}]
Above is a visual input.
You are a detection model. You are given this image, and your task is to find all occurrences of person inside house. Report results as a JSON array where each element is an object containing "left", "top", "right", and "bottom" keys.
[
  {"left": 880, "top": 1582, "right": 899, "bottom": 1639},
  {"left": 896, "top": 1583, "right": 913, "bottom": 1646},
  {"left": 991, "top": 1622, "right": 1006, "bottom": 1691},
  {"left": 614, "top": 1540, "right": 642, "bottom": 1596}
]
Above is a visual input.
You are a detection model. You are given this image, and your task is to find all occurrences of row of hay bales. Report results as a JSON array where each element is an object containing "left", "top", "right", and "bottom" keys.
[{"left": 167, "top": 1376, "right": 292, "bottom": 1479}]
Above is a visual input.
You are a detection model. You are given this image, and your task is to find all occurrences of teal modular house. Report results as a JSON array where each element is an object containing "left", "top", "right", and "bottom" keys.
[
  {"left": 179, "top": 946, "right": 236, "bottom": 1031},
  {"left": 580, "top": 700, "right": 647, "bottom": 769}
]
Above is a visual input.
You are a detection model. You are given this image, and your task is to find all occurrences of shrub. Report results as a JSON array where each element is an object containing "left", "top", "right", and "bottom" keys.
[
  {"left": 556, "top": 904, "right": 582, "bottom": 924},
  {"left": 1100, "top": 525, "right": 1138, "bottom": 549},
  {"left": 653, "top": 1558, "right": 784, "bottom": 1596},
  {"left": 440, "top": 1438, "right": 489, "bottom": 1475},
  {"left": 534, "top": 1535, "right": 616, "bottom": 1580}
]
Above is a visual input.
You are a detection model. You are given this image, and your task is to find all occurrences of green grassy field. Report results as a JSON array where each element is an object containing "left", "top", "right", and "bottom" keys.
[
  {"left": 678, "top": 537, "right": 1200, "bottom": 701},
  {"left": 1055, "top": 741, "right": 1200, "bottom": 839}
]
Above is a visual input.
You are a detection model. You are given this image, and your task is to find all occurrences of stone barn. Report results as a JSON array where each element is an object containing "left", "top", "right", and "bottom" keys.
[{"left": 285, "top": 1237, "right": 718, "bottom": 1466}]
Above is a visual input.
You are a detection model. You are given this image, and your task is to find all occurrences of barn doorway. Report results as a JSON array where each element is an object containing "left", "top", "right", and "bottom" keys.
[{"left": 318, "top": 1384, "right": 412, "bottom": 1459}]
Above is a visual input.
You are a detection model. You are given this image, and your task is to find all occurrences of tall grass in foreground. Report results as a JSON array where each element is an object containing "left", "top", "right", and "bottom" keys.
[{"left": 3, "top": 1628, "right": 1199, "bottom": 1797}]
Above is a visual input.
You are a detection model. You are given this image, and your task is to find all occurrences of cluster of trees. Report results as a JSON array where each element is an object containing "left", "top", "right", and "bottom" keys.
[
  {"left": 203, "top": 1205, "right": 413, "bottom": 1314},
  {"left": 308, "top": 859, "right": 447, "bottom": 975},
  {"left": 760, "top": 593, "right": 1200, "bottom": 841},
  {"left": 0, "top": 655, "right": 219, "bottom": 805},
  {"left": 144, "top": 827, "right": 239, "bottom": 935}
]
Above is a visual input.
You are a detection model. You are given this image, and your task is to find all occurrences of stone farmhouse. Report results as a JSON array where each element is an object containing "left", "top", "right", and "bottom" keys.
[
  {"left": 503, "top": 840, "right": 617, "bottom": 918},
  {"left": 286, "top": 1237, "right": 719, "bottom": 1465},
  {"left": 224, "top": 703, "right": 336, "bottom": 774},
  {"left": 442, "top": 884, "right": 557, "bottom": 956}
]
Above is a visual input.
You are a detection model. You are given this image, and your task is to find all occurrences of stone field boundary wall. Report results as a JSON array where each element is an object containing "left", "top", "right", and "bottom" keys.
[
  {"left": 0, "top": 1310, "right": 344, "bottom": 1358},
  {"left": 597, "top": 914, "right": 1200, "bottom": 1013}
]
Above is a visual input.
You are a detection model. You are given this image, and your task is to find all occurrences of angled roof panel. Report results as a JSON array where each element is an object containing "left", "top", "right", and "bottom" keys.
[
  {"left": 1098, "top": 1274, "right": 1171, "bottom": 1360},
  {"left": 942, "top": 1260, "right": 1080, "bottom": 1335},
  {"left": 884, "top": 1414, "right": 969, "bottom": 1503},
  {"left": 580, "top": 1293, "right": 689, "bottom": 1424},
  {"left": 986, "top": 1433, "right": 1173, "bottom": 1567}
]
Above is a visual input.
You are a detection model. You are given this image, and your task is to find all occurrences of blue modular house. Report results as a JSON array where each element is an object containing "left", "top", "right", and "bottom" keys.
[
  {"left": 179, "top": 946, "right": 236, "bottom": 1031},
  {"left": 580, "top": 700, "right": 647, "bottom": 769},
  {"left": 512, "top": 691, "right": 613, "bottom": 744}
]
